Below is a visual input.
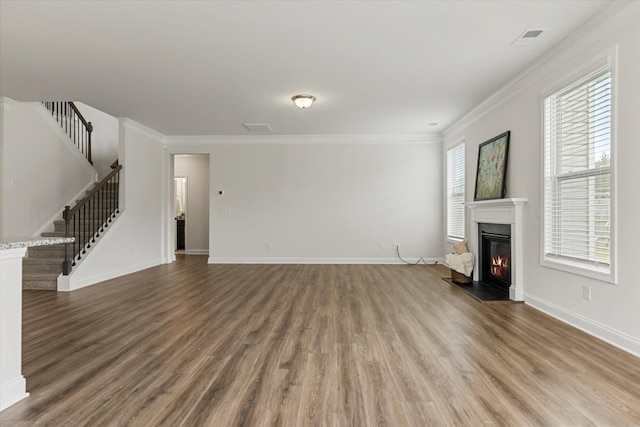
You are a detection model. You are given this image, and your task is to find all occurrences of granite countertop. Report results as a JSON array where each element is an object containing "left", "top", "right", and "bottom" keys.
[{"left": 0, "top": 237, "right": 75, "bottom": 250}]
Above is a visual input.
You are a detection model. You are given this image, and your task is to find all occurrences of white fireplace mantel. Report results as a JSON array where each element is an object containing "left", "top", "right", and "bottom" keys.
[{"left": 466, "top": 198, "right": 527, "bottom": 301}]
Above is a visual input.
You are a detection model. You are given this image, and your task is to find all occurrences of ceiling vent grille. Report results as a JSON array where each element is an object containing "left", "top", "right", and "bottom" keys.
[
  {"left": 243, "top": 123, "right": 273, "bottom": 133},
  {"left": 512, "top": 29, "right": 545, "bottom": 46}
]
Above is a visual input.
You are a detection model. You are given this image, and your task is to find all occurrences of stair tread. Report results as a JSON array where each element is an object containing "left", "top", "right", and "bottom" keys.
[
  {"left": 24, "top": 258, "right": 64, "bottom": 264},
  {"left": 23, "top": 285, "right": 57, "bottom": 291},
  {"left": 28, "top": 243, "right": 67, "bottom": 248},
  {"left": 23, "top": 272, "right": 60, "bottom": 279},
  {"left": 54, "top": 219, "right": 113, "bottom": 224}
]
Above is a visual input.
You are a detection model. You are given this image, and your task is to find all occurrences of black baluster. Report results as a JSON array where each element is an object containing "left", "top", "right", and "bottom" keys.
[
  {"left": 107, "top": 181, "right": 110, "bottom": 221},
  {"left": 91, "top": 193, "right": 96, "bottom": 243},
  {"left": 72, "top": 213, "right": 77, "bottom": 266},
  {"left": 63, "top": 206, "right": 72, "bottom": 275},
  {"left": 87, "top": 197, "right": 92, "bottom": 249},
  {"left": 82, "top": 203, "right": 89, "bottom": 255},
  {"left": 115, "top": 171, "right": 119, "bottom": 214}
]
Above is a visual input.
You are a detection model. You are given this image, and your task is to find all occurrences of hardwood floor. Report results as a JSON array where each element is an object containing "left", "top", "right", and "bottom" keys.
[{"left": 1, "top": 255, "right": 639, "bottom": 426}]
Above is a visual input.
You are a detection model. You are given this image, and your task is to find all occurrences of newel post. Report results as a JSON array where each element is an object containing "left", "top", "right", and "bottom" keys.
[{"left": 87, "top": 122, "right": 93, "bottom": 165}]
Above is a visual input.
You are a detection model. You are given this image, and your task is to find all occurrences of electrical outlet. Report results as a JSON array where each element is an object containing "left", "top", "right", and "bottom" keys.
[
  {"left": 266, "top": 242, "right": 272, "bottom": 250},
  {"left": 379, "top": 243, "right": 385, "bottom": 251},
  {"left": 582, "top": 285, "right": 591, "bottom": 301},
  {"left": 392, "top": 243, "right": 399, "bottom": 250}
]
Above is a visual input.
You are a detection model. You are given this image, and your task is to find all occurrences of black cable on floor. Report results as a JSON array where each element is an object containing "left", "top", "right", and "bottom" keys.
[{"left": 394, "top": 246, "right": 435, "bottom": 265}]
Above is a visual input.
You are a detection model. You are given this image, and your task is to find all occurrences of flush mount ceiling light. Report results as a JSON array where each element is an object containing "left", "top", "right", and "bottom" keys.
[{"left": 291, "top": 94, "right": 316, "bottom": 109}]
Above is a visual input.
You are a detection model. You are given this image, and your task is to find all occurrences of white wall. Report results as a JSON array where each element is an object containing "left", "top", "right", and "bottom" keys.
[
  {"left": 174, "top": 154, "right": 210, "bottom": 253},
  {"left": 167, "top": 138, "right": 442, "bottom": 263},
  {"left": 0, "top": 100, "right": 96, "bottom": 238},
  {"left": 60, "top": 119, "right": 167, "bottom": 290},
  {"left": 443, "top": 2, "right": 640, "bottom": 355},
  {"left": 75, "top": 102, "right": 119, "bottom": 179}
]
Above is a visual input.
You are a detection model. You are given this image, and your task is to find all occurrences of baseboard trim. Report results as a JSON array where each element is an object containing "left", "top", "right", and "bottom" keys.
[
  {"left": 184, "top": 249, "right": 209, "bottom": 255},
  {"left": 207, "top": 257, "right": 444, "bottom": 265},
  {"left": 525, "top": 293, "right": 640, "bottom": 358},
  {"left": 60, "top": 258, "right": 165, "bottom": 291},
  {"left": 0, "top": 375, "right": 29, "bottom": 412}
]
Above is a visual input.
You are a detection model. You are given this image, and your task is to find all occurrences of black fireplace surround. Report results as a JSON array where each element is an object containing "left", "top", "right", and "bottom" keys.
[{"left": 478, "top": 223, "right": 512, "bottom": 291}]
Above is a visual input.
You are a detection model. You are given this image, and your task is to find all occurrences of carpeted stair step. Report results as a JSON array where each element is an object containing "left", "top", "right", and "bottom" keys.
[
  {"left": 41, "top": 230, "right": 98, "bottom": 240},
  {"left": 22, "top": 272, "right": 59, "bottom": 290},
  {"left": 27, "top": 243, "right": 68, "bottom": 258},
  {"left": 77, "top": 194, "right": 119, "bottom": 203},
  {"left": 54, "top": 218, "right": 116, "bottom": 233},
  {"left": 23, "top": 257, "right": 64, "bottom": 274}
]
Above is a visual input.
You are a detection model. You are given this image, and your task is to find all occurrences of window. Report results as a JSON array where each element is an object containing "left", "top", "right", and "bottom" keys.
[
  {"left": 447, "top": 143, "right": 465, "bottom": 240},
  {"left": 542, "top": 62, "right": 615, "bottom": 282}
]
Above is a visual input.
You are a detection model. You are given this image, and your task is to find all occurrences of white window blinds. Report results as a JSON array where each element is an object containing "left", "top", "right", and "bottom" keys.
[
  {"left": 543, "top": 65, "right": 613, "bottom": 275},
  {"left": 447, "top": 143, "right": 465, "bottom": 240}
]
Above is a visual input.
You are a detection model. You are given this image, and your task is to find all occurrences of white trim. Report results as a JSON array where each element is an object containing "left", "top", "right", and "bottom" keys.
[
  {"left": 540, "top": 257, "right": 615, "bottom": 284},
  {"left": 58, "top": 258, "right": 165, "bottom": 291},
  {"left": 207, "top": 257, "right": 444, "bottom": 265},
  {"left": 56, "top": 213, "right": 163, "bottom": 291},
  {"left": 0, "top": 96, "right": 20, "bottom": 111},
  {"left": 166, "top": 133, "right": 441, "bottom": 146},
  {"left": 539, "top": 46, "right": 615, "bottom": 98},
  {"left": 0, "top": 246, "right": 28, "bottom": 260},
  {"left": 443, "top": 1, "right": 637, "bottom": 139},
  {"left": 0, "top": 246, "right": 29, "bottom": 412},
  {"left": 185, "top": 249, "right": 209, "bottom": 255},
  {"left": 0, "top": 376, "right": 29, "bottom": 412},
  {"left": 445, "top": 140, "right": 466, "bottom": 241},
  {"left": 443, "top": 134, "right": 466, "bottom": 151},
  {"left": 540, "top": 48, "right": 618, "bottom": 285},
  {"left": 525, "top": 294, "right": 640, "bottom": 358},
  {"left": 119, "top": 118, "right": 167, "bottom": 142},
  {"left": 466, "top": 198, "right": 528, "bottom": 301}
]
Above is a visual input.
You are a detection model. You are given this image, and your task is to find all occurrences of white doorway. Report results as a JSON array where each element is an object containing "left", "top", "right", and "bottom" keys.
[
  {"left": 174, "top": 176, "right": 187, "bottom": 252},
  {"left": 173, "top": 154, "right": 210, "bottom": 256}
]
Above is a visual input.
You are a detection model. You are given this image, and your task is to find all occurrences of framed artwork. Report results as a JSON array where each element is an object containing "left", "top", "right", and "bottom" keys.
[{"left": 474, "top": 131, "right": 510, "bottom": 201}]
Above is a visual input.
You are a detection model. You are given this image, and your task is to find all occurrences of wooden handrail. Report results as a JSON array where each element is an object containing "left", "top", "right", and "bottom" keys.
[
  {"left": 68, "top": 102, "right": 91, "bottom": 130},
  {"left": 62, "top": 160, "right": 122, "bottom": 275},
  {"left": 42, "top": 101, "right": 93, "bottom": 164},
  {"left": 65, "top": 164, "right": 122, "bottom": 217}
]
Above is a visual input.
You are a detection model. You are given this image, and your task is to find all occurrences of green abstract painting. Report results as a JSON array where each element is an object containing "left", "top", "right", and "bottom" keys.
[{"left": 474, "top": 131, "right": 510, "bottom": 200}]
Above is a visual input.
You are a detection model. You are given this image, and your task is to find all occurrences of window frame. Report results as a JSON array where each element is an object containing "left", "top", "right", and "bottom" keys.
[
  {"left": 540, "top": 48, "right": 618, "bottom": 284},
  {"left": 446, "top": 140, "right": 466, "bottom": 242}
]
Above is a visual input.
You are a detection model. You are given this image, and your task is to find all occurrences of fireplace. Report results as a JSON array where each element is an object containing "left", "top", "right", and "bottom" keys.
[
  {"left": 467, "top": 198, "right": 526, "bottom": 301},
  {"left": 478, "top": 223, "right": 511, "bottom": 291}
]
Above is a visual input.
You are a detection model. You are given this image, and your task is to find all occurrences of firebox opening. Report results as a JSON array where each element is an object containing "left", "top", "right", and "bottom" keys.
[{"left": 478, "top": 223, "right": 512, "bottom": 291}]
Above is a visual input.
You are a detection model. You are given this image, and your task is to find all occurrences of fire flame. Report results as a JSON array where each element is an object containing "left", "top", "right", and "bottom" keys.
[{"left": 491, "top": 255, "right": 509, "bottom": 278}]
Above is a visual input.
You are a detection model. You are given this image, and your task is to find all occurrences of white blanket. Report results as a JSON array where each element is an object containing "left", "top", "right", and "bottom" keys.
[{"left": 445, "top": 252, "right": 475, "bottom": 277}]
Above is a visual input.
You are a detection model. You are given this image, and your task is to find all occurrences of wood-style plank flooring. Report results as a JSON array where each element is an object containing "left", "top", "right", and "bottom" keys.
[{"left": 1, "top": 255, "right": 639, "bottom": 425}]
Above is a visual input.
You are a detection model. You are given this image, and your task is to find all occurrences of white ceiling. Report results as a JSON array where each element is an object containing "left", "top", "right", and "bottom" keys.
[{"left": 0, "top": 1, "right": 614, "bottom": 136}]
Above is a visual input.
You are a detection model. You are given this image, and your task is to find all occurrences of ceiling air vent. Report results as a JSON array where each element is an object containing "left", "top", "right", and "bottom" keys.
[
  {"left": 511, "top": 29, "right": 545, "bottom": 46},
  {"left": 243, "top": 123, "right": 273, "bottom": 133}
]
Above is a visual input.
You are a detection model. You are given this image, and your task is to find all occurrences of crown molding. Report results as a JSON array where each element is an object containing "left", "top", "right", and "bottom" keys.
[
  {"left": 119, "top": 118, "right": 167, "bottom": 142},
  {"left": 443, "top": 0, "right": 639, "bottom": 140},
  {"left": 165, "top": 133, "right": 441, "bottom": 146},
  {"left": 0, "top": 97, "right": 20, "bottom": 112}
]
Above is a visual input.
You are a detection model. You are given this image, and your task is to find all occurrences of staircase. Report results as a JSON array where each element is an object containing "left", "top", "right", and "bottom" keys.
[
  {"left": 22, "top": 181, "right": 120, "bottom": 290},
  {"left": 21, "top": 102, "right": 121, "bottom": 290}
]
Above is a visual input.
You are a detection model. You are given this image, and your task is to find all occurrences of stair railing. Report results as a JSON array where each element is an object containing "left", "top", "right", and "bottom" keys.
[
  {"left": 62, "top": 160, "right": 122, "bottom": 275},
  {"left": 43, "top": 101, "right": 93, "bottom": 165}
]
